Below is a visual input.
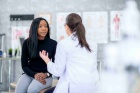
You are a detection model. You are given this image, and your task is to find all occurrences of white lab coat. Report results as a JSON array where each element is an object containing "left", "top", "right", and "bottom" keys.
[{"left": 47, "top": 34, "right": 100, "bottom": 93}]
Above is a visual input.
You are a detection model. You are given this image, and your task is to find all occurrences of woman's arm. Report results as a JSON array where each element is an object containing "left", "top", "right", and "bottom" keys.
[{"left": 21, "top": 40, "right": 37, "bottom": 78}]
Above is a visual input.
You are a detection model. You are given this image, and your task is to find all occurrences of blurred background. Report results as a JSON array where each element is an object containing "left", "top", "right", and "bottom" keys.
[{"left": 0, "top": 0, "right": 140, "bottom": 93}]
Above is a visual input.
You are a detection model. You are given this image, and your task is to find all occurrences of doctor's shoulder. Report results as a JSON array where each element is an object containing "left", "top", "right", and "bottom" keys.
[
  {"left": 57, "top": 37, "right": 70, "bottom": 49},
  {"left": 87, "top": 40, "right": 98, "bottom": 51}
]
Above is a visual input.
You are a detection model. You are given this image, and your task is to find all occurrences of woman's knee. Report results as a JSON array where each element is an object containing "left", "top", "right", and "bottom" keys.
[
  {"left": 46, "top": 77, "right": 53, "bottom": 87},
  {"left": 15, "top": 74, "right": 32, "bottom": 93},
  {"left": 27, "top": 80, "right": 44, "bottom": 93},
  {"left": 27, "top": 77, "right": 53, "bottom": 93}
]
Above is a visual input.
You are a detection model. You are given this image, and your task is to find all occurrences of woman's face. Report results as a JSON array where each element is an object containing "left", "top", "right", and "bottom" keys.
[
  {"left": 64, "top": 24, "right": 72, "bottom": 36},
  {"left": 38, "top": 20, "right": 48, "bottom": 39}
]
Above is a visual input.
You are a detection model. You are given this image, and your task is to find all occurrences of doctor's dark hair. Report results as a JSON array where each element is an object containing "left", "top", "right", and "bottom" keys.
[
  {"left": 27, "top": 17, "right": 50, "bottom": 59},
  {"left": 66, "top": 13, "right": 92, "bottom": 52}
]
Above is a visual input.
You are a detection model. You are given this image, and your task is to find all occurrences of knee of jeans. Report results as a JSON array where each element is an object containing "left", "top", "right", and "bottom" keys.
[{"left": 27, "top": 87, "right": 40, "bottom": 93}]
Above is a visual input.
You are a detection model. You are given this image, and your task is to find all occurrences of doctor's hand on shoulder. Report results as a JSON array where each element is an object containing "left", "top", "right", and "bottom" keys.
[{"left": 39, "top": 50, "right": 50, "bottom": 64}]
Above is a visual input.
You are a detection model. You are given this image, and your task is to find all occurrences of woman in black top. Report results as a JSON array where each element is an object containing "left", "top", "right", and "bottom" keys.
[{"left": 15, "top": 17, "right": 57, "bottom": 93}]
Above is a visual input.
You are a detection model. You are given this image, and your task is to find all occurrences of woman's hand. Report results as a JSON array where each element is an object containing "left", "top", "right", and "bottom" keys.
[
  {"left": 39, "top": 50, "right": 50, "bottom": 64},
  {"left": 34, "top": 73, "right": 47, "bottom": 85},
  {"left": 37, "top": 73, "right": 48, "bottom": 79}
]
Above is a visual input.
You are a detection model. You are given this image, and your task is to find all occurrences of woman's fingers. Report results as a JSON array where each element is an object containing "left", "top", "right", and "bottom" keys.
[
  {"left": 38, "top": 73, "right": 47, "bottom": 79},
  {"left": 36, "top": 76, "right": 46, "bottom": 85},
  {"left": 35, "top": 73, "right": 47, "bottom": 85}
]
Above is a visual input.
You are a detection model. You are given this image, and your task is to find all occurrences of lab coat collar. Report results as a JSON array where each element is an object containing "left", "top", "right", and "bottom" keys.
[{"left": 69, "top": 32, "right": 78, "bottom": 41}]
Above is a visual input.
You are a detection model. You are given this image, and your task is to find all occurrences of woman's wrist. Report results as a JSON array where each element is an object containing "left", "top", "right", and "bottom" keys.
[
  {"left": 45, "top": 73, "right": 50, "bottom": 77},
  {"left": 34, "top": 73, "right": 38, "bottom": 78},
  {"left": 47, "top": 73, "right": 50, "bottom": 77}
]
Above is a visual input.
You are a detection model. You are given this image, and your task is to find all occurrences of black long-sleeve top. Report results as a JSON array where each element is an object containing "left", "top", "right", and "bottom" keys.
[{"left": 21, "top": 37, "right": 57, "bottom": 78}]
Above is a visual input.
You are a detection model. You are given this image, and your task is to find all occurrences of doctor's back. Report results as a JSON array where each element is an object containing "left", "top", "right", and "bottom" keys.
[
  {"left": 59, "top": 34, "right": 98, "bottom": 83},
  {"left": 54, "top": 13, "right": 100, "bottom": 93},
  {"left": 58, "top": 36, "right": 99, "bottom": 93}
]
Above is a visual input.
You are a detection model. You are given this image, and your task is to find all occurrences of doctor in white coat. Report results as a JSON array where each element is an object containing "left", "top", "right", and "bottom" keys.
[{"left": 40, "top": 13, "right": 100, "bottom": 93}]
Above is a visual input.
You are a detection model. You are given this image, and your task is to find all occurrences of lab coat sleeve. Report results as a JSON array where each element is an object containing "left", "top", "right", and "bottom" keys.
[{"left": 47, "top": 43, "right": 67, "bottom": 77}]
